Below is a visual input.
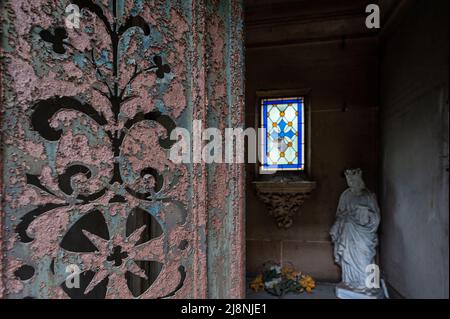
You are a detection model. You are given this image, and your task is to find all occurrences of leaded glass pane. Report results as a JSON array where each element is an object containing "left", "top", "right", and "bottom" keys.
[{"left": 261, "top": 97, "right": 304, "bottom": 171}]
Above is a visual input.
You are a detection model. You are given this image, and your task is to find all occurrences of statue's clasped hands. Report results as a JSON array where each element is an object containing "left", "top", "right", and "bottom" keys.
[{"left": 353, "top": 205, "right": 371, "bottom": 226}]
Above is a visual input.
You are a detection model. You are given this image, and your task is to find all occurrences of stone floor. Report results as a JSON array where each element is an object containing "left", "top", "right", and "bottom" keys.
[{"left": 246, "top": 282, "right": 338, "bottom": 299}]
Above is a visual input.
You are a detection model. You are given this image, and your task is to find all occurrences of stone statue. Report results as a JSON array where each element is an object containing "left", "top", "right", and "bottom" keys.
[{"left": 330, "top": 169, "right": 382, "bottom": 298}]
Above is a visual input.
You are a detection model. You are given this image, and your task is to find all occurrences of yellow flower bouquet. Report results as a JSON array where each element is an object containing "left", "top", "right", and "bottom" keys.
[{"left": 250, "top": 261, "right": 316, "bottom": 296}]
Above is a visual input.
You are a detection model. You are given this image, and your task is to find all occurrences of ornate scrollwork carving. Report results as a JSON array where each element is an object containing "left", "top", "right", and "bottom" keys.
[
  {"left": 256, "top": 192, "right": 311, "bottom": 229},
  {"left": 13, "top": 0, "right": 187, "bottom": 299},
  {"left": 254, "top": 181, "right": 316, "bottom": 229}
]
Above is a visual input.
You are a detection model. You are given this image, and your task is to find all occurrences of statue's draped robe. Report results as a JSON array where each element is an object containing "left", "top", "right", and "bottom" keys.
[{"left": 330, "top": 188, "right": 380, "bottom": 290}]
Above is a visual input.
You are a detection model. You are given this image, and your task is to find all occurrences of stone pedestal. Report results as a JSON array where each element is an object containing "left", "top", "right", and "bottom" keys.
[{"left": 335, "top": 283, "right": 385, "bottom": 299}]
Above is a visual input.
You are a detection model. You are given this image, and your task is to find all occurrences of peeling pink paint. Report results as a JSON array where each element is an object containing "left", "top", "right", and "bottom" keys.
[
  {"left": 122, "top": 123, "right": 167, "bottom": 173},
  {"left": 210, "top": 164, "right": 230, "bottom": 210},
  {"left": 7, "top": 58, "right": 96, "bottom": 110},
  {"left": 1, "top": 0, "right": 245, "bottom": 299},
  {"left": 28, "top": 208, "right": 70, "bottom": 260},
  {"left": 163, "top": 82, "right": 186, "bottom": 119},
  {"left": 5, "top": 259, "right": 25, "bottom": 295}
]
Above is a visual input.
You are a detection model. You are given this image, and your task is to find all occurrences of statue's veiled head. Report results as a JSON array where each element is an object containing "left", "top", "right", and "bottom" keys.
[{"left": 344, "top": 168, "right": 366, "bottom": 192}]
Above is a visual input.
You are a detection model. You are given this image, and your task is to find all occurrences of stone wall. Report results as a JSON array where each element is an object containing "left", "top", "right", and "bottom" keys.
[{"left": 379, "top": 0, "right": 449, "bottom": 299}]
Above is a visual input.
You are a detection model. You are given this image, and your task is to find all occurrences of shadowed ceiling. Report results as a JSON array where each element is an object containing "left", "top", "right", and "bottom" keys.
[{"left": 244, "top": 0, "right": 383, "bottom": 48}]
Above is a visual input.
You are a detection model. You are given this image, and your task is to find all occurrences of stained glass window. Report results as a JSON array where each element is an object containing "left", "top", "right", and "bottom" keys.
[{"left": 261, "top": 97, "right": 305, "bottom": 171}]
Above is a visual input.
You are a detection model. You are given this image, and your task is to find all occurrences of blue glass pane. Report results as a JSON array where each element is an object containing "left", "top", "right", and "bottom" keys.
[{"left": 262, "top": 97, "right": 304, "bottom": 171}]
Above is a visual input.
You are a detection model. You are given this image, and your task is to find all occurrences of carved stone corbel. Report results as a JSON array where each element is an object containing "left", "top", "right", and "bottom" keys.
[{"left": 253, "top": 181, "right": 316, "bottom": 229}]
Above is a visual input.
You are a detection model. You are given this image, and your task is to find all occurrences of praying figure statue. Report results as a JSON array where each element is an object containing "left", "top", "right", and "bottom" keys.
[{"left": 330, "top": 169, "right": 382, "bottom": 297}]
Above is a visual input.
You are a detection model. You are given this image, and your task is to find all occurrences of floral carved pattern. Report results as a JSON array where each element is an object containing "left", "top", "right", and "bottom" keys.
[
  {"left": 256, "top": 192, "right": 311, "bottom": 229},
  {"left": 254, "top": 182, "right": 316, "bottom": 229},
  {"left": 6, "top": 0, "right": 191, "bottom": 298}
]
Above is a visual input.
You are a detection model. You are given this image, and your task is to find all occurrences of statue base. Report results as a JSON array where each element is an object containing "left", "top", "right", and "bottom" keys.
[{"left": 335, "top": 283, "right": 385, "bottom": 299}]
